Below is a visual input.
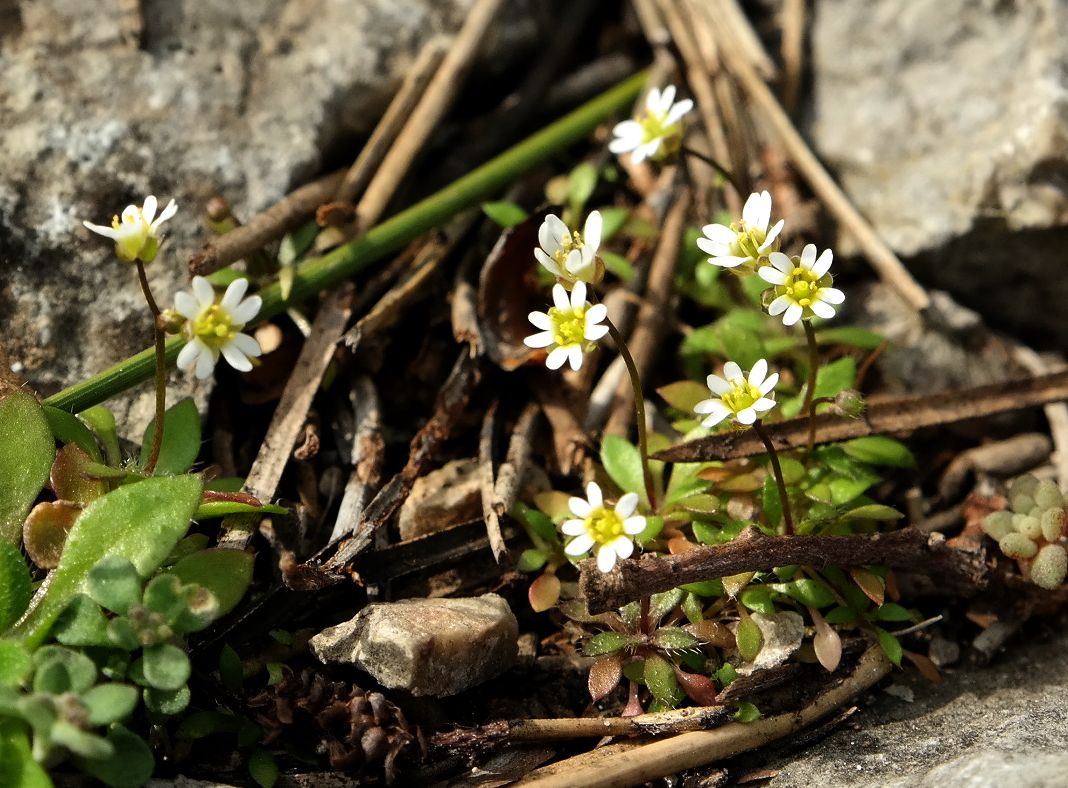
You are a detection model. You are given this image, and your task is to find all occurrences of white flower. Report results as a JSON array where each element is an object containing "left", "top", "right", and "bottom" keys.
[
  {"left": 174, "top": 276, "right": 263, "bottom": 379},
  {"left": 695, "top": 359, "right": 779, "bottom": 427},
  {"left": 534, "top": 212, "right": 602, "bottom": 286},
  {"left": 83, "top": 195, "right": 178, "bottom": 264},
  {"left": 609, "top": 84, "right": 694, "bottom": 165},
  {"left": 758, "top": 244, "right": 845, "bottom": 326},
  {"left": 696, "top": 190, "right": 784, "bottom": 272},
  {"left": 523, "top": 282, "right": 609, "bottom": 372},
  {"left": 561, "top": 482, "right": 646, "bottom": 573}
]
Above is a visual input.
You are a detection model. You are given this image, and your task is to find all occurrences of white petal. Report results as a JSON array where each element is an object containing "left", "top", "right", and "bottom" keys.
[
  {"left": 723, "top": 361, "right": 742, "bottom": 380},
  {"left": 811, "top": 249, "right": 833, "bottom": 277},
  {"left": 596, "top": 544, "right": 618, "bottom": 573},
  {"left": 609, "top": 136, "right": 639, "bottom": 154},
  {"left": 195, "top": 347, "right": 216, "bottom": 379},
  {"left": 569, "top": 496, "right": 592, "bottom": 517},
  {"left": 758, "top": 267, "right": 787, "bottom": 285},
  {"left": 706, "top": 374, "right": 731, "bottom": 395},
  {"left": 564, "top": 248, "right": 584, "bottom": 276},
  {"left": 565, "top": 534, "right": 595, "bottom": 556},
  {"left": 783, "top": 303, "right": 804, "bottom": 326},
  {"left": 769, "top": 251, "right": 794, "bottom": 273},
  {"left": 665, "top": 98, "right": 693, "bottom": 126},
  {"left": 192, "top": 276, "right": 216, "bottom": 307},
  {"left": 760, "top": 372, "right": 780, "bottom": 395},
  {"left": 741, "top": 191, "right": 763, "bottom": 229},
  {"left": 561, "top": 519, "right": 587, "bottom": 536},
  {"left": 141, "top": 195, "right": 157, "bottom": 224},
  {"left": 708, "top": 254, "right": 748, "bottom": 268},
  {"left": 230, "top": 296, "right": 262, "bottom": 325},
  {"left": 613, "top": 537, "right": 634, "bottom": 560},
  {"left": 810, "top": 300, "right": 837, "bottom": 319},
  {"left": 229, "top": 332, "right": 262, "bottom": 357},
  {"left": 702, "top": 223, "right": 737, "bottom": 244},
  {"left": 585, "top": 303, "right": 608, "bottom": 326},
  {"left": 82, "top": 221, "right": 119, "bottom": 239},
  {"left": 586, "top": 483, "right": 604, "bottom": 509},
  {"left": 700, "top": 407, "right": 731, "bottom": 428},
  {"left": 820, "top": 287, "right": 845, "bottom": 305},
  {"left": 177, "top": 340, "right": 202, "bottom": 371},
  {"left": 768, "top": 294, "right": 793, "bottom": 316},
  {"left": 615, "top": 492, "right": 639, "bottom": 519},
  {"left": 524, "top": 330, "right": 555, "bottom": 349},
  {"left": 799, "top": 244, "right": 818, "bottom": 269},
  {"left": 585, "top": 323, "right": 609, "bottom": 341},
  {"left": 630, "top": 145, "right": 649, "bottom": 165},
  {"left": 636, "top": 140, "right": 662, "bottom": 160},
  {"left": 221, "top": 277, "right": 249, "bottom": 310},
  {"left": 623, "top": 516, "right": 647, "bottom": 535},
  {"left": 570, "top": 281, "right": 587, "bottom": 309},
  {"left": 174, "top": 292, "right": 200, "bottom": 320},
  {"left": 551, "top": 283, "right": 570, "bottom": 311},
  {"left": 221, "top": 343, "right": 253, "bottom": 372},
  {"left": 748, "top": 359, "right": 768, "bottom": 388},
  {"left": 645, "top": 86, "right": 662, "bottom": 112},
  {"left": 657, "top": 85, "right": 676, "bottom": 112},
  {"left": 584, "top": 211, "right": 602, "bottom": 252},
  {"left": 611, "top": 120, "right": 644, "bottom": 140},
  {"left": 546, "top": 346, "right": 570, "bottom": 369},
  {"left": 528, "top": 311, "right": 552, "bottom": 331},
  {"left": 544, "top": 215, "right": 569, "bottom": 250},
  {"left": 736, "top": 407, "right": 758, "bottom": 425},
  {"left": 120, "top": 205, "right": 140, "bottom": 224},
  {"left": 567, "top": 345, "right": 584, "bottom": 371},
  {"left": 695, "top": 237, "right": 730, "bottom": 257},
  {"left": 534, "top": 247, "right": 562, "bottom": 277},
  {"left": 153, "top": 199, "right": 178, "bottom": 229},
  {"left": 759, "top": 219, "right": 785, "bottom": 252},
  {"left": 753, "top": 397, "right": 777, "bottom": 412}
]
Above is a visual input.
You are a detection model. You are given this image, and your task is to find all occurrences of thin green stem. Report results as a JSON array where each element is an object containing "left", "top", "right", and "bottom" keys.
[
  {"left": 604, "top": 316, "right": 658, "bottom": 513},
  {"left": 753, "top": 419, "right": 794, "bottom": 535},
  {"left": 802, "top": 319, "right": 819, "bottom": 453},
  {"left": 43, "top": 70, "right": 648, "bottom": 414},
  {"left": 135, "top": 260, "right": 166, "bottom": 474}
]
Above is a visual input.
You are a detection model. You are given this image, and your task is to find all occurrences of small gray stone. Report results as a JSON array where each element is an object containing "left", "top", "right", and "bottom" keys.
[
  {"left": 311, "top": 594, "right": 519, "bottom": 697},
  {"left": 397, "top": 458, "right": 483, "bottom": 541}
]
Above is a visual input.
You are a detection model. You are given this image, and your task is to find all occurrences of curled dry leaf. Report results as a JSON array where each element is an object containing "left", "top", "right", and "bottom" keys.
[
  {"left": 588, "top": 653, "right": 623, "bottom": 702},
  {"left": 477, "top": 208, "right": 554, "bottom": 370},
  {"left": 850, "top": 567, "right": 885, "bottom": 606},
  {"left": 23, "top": 500, "right": 82, "bottom": 569},
  {"left": 904, "top": 650, "right": 943, "bottom": 684},
  {"left": 50, "top": 444, "right": 107, "bottom": 505},
  {"left": 528, "top": 572, "right": 561, "bottom": 613},
  {"left": 810, "top": 607, "right": 842, "bottom": 673}
]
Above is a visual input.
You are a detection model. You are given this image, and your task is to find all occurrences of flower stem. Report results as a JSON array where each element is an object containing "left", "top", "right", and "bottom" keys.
[
  {"left": 135, "top": 260, "right": 166, "bottom": 474},
  {"left": 802, "top": 319, "right": 820, "bottom": 452},
  {"left": 604, "top": 316, "right": 658, "bottom": 513},
  {"left": 753, "top": 419, "right": 794, "bottom": 535},
  {"left": 679, "top": 145, "right": 745, "bottom": 197}
]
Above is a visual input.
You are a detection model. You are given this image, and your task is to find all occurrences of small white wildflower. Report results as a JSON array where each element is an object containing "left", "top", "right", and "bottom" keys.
[
  {"left": 82, "top": 195, "right": 178, "bottom": 264},
  {"left": 758, "top": 243, "right": 845, "bottom": 326},
  {"left": 174, "top": 276, "right": 263, "bottom": 380},
  {"left": 534, "top": 211, "right": 602, "bottom": 286},
  {"left": 561, "top": 482, "right": 646, "bottom": 573},
  {"left": 696, "top": 190, "right": 784, "bottom": 272},
  {"left": 523, "top": 282, "right": 608, "bottom": 372},
  {"left": 609, "top": 84, "right": 694, "bottom": 165},
  {"left": 695, "top": 358, "right": 779, "bottom": 427}
]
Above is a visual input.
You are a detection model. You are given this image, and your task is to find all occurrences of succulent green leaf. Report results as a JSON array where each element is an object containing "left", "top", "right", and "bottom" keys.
[
  {"left": 12, "top": 475, "right": 202, "bottom": 648},
  {"left": 142, "top": 574, "right": 187, "bottom": 623},
  {"left": 0, "top": 541, "right": 32, "bottom": 633},
  {"left": 142, "top": 643, "right": 191, "bottom": 691},
  {"left": 78, "top": 406, "right": 121, "bottom": 466},
  {"left": 601, "top": 435, "right": 648, "bottom": 504},
  {"left": 0, "top": 719, "right": 53, "bottom": 788},
  {"left": 642, "top": 654, "right": 684, "bottom": 709},
  {"left": 43, "top": 406, "right": 104, "bottom": 463},
  {"left": 481, "top": 201, "right": 529, "bottom": 228},
  {"left": 53, "top": 595, "right": 111, "bottom": 648},
  {"left": 739, "top": 586, "right": 776, "bottom": 615},
  {"left": 0, "top": 640, "right": 32, "bottom": 687},
  {"left": 841, "top": 504, "right": 904, "bottom": 522},
  {"left": 873, "top": 603, "right": 914, "bottom": 622},
  {"left": 601, "top": 251, "right": 635, "bottom": 283},
  {"left": 193, "top": 500, "right": 288, "bottom": 519},
  {"left": 648, "top": 587, "right": 685, "bottom": 626},
  {"left": 841, "top": 436, "right": 915, "bottom": 468},
  {"left": 218, "top": 643, "right": 244, "bottom": 694},
  {"left": 567, "top": 162, "right": 598, "bottom": 213},
  {"left": 0, "top": 391, "right": 55, "bottom": 545},
  {"left": 517, "top": 548, "right": 548, "bottom": 573},
  {"left": 249, "top": 747, "right": 279, "bottom": 788},
  {"left": 715, "top": 662, "right": 737, "bottom": 687},
  {"left": 650, "top": 626, "right": 700, "bottom": 652},
  {"left": 140, "top": 398, "right": 201, "bottom": 475},
  {"left": 771, "top": 578, "right": 837, "bottom": 609},
  {"left": 143, "top": 685, "right": 190, "bottom": 717},
  {"left": 876, "top": 627, "right": 903, "bottom": 667},
  {"left": 824, "top": 605, "right": 856, "bottom": 625},
  {"left": 87, "top": 556, "right": 143, "bottom": 615},
  {"left": 166, "top": 547, "right": 253, "bottom": 624},
  {"left": 82, "top": 684, "right": 140, "bottom": 726},
  {"left": 52, "top": 721, "right": 114, "bottom": 760},
  {"left": 736, "top": 616, "right": 764, "bottom": 663},
  {"left": 733, "top": 701, "right": 762, "bottom": 722},
  {"left": 582, "top": 631, "right": 639, "bottom": 657},
  {"left": 33, "top": 646, "right": 98, "bottom": 694},
  {"left": 74, "top": 724, "right": 155, "bottom": 788},
  {"left": 106, "top": 618, "right": 140, "bottom": 652}
]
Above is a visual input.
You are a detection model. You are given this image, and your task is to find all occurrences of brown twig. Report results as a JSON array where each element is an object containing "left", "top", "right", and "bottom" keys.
[
  {"left": 579, "top": 526, "right": 988, "bottom": 614},
  {"left": 218, "top": 286, "right": 354, "bottom": 551},
  {"left": 492, "top": 402, "right": 541, "bottom": 517},
  {"left": 188, "top": 170, "right": 345, "bottom": 276},
  {"left": 479, "top": 400, "right": 508, "bottom": 562},
  {"left": 780, "top": 0, "right": 806, "bottom": 115},
  {"left": 330, "top": 376, "right": 385, "bottom": 543},
  {"left": 704, "top": 3, "right": 931, "bottom": 313},
  {"left": 937, "top": 433, "right": 1052, "bottom": 502},
  {"left": 334, "top": 39, "right": 447, "bottom": 205},
  {"left": 516, "top": 645, "right": 890, "bottom": 787},
  {"left": 656, "top": 370, "right": 1068, "bottom": 463}
]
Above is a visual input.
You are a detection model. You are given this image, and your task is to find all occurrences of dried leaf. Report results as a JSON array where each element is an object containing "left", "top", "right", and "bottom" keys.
[
  {"left": 50, "top": 445, "right": 107, "bottom": 504},
  {"left": 587, "top": 654, "right": 623, "bottom": 702},
  {"left": 23, "top": 501, "right": 81, "bottom": 569},
  {"left": 528, "top": 573, "right": 561, "bottom": 613},
  {"left": 850, "top": 567, "right": 885, "bottom": 606},
  {"left": 904, "top": 650, "right": 943, "bottom": 684},
  {"left": 686, "top": 620, "right": 736, "bottom": 649}
]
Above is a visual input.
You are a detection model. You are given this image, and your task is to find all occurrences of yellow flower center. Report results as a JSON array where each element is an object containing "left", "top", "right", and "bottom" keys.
[
  {"left": 548, "top": 305, "right": 587, "bottom": 347},
  {"left": 192, "top": 304, "right": 238, "bottom": 350},
  {"left": 729, "top": 221, "right": 769, "bottom": 262},
  {"left": 552, "top": 230, "right": 584, "bottom": 269},
  {"left": 781, "top": 265, "right": 831, "bottom": 308},
  {"left": 721, "top": 377, "right": 763, "bottom": 415},
  {"left": 110, "top": 209, "right": 158, "bottom": 263},
  {"left": 637, "top": 110, "right": 683, "bottom": 160},
  {"left": 584, "top": 507, "right": 625, "bottom": 545}
]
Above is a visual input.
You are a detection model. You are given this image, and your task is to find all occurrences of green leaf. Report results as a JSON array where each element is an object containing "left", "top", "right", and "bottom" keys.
[
  {"left": 143, "top": 685, "right": 191, "bottom": 717},
  {"left": 78, "top": 406, "right": 121, "bottom": 466},
  {"left": 43, "top": 406, "right": 103, "bottom": 463},
  {"left": 771, "top": 578, "right": 836, "bottom": 608},
  {"left": 733, "top": 701, "right": 762, "bottom": 722},
  {"left": 277, "top": 219, "right": 319, "bottom": 266},
  {"left": 142, "top": 643, "right": 191, "bottom": 691},
  {"left": 740, "top": 586, "right": 776, "bottom": 615},
  {"left": 218, "top": 644, "right": 244, "bottom": 694},
  {"left": 481, "top": 201, "right": 529, "bottom": 228},
  {"left": 681, "top": 592, "right": 704, "bottom": 624},
  {"left": 782, "top": 357, "right": 857, "bottom": 418},
  {"left": 718, "top": 322, "right": 765, "bottom": 370},
  {"left": 568, "top": 162, "right": 598, "bottom": 213},
  {"left": 762, "top": 475, "right": 783, "bottom": 530},
  {"left": 649, "top": 588, "right": 685, "bottom": 625},
  {"left": 680, "top": 579, "right": 724, "bottom": 597},
  {"left": 75, "top": 725, "right": 155, "bottom": 788},
  {"left": 166, "top": 547, "right": 254, "bottom": 623},
  {"left": 601, "top": 435, "right": 648, "bottom": 505},
  {"left": 873, "top": 603, "right": 914, "bottom": 622},
  {"left": 142, "top": 575, "right": 188, "bottom": 622},
  {"left": 51, "top": 721, "right": 114, "bottom": 760},
  {"left": 511, "top": 501, "right": 558, "bottom": 544},
  {"left": 87, "top": 556, "right": 143, "bottom": 615},
  {"left": 635, "top": 515, "right": 664, "bottom": 545},
  {"left": 601, "top": 251, "right": 635, "bottom": 283},
  {"left": 875, "top": 627, "right": 903, "bottom": 667},
  {"left": 582, "top": 632, "right": 638, "bottom": 657},
  {"left": 816, "top": 326, "right": 886, "bottom": 350},
  {"left": 0, "top": 640, "right": 31, "bottom": 687},
  {"left": 715, "top": 662, "right": 737, "bottom": 686},
  {"left": 33, "top": 646, "right": 97, "bottom": 694},
  {"left": 650, "top": 627, "right": 699, "bottom": 652},
  {"left": 828, "top": 477, "right": 874, "bottom": 506},
  {"left": 82, "top": 684, "right": 139, "bottom": 726},
  {"left": 841, "top": 437, "right": 915, "bottom": 468},
  {"left": 0, "top": 541, "right": 32, "bottom": 632},
  {"left": 736, "top": 616, "right": 763, "bottom": 662},
  {"left": 193, "top": 500, "right": 288, "bottom": 519},
  {"left": 597, "top": 206, "right": 629, "bottom": 241},
  {"left": 643, "top": 654, "right": 684, "bottom": 709},
  {"left": 657, "top": 381, "right": 710, "bottom": 415},
  {"left": 249, "top": 748, "right": 279, "bottom": 788},
  {"left": 517, "top": 549, "right": 548, "bottom": 572},
  {"left": 824, "top": 605, "right": 855, "bottom": 625},
  {"left": 0, "top": 391, "right": 55, "bottom": 544},
  {"left": 52, "top": 595, "right": 111, "bottom": 648},
  {"left": 0, "top": 719, "right": 53, "bottom": 788},
  {"left": 11, "top": 475, "right": 202, "bottom": 648},
  {"left": 841, "top": 504, "right": 904, "bottom": 522},
  {"left": 140, "top": 398, "right": 201, "bottom": 475}
]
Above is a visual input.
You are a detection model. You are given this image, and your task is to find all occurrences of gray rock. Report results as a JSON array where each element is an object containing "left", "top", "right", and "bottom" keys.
[
  {"left": 310, "top": 594, "right": 519, "bottom": 696},
  {"left": 397, "top": 458, "right": 483, "bottom": 541},
  {"left": 808, "top": 0, "right": 1068, "bottom": 343},
  {"left": 0, "top": 0, "right": 533, "bottom": 434}
]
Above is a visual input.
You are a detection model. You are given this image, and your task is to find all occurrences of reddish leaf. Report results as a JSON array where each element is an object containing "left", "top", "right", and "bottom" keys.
[
  {"left": 23, "top": 500, "right": 81, "bottom": 569},
  {"left": 201, "top": 490, "right": 263, "bottom": 507},
  {"left": 622, "top": 679, "right": 643, "bottom": 717},
  {"left": 904, "top": 650, "right": 943, "bottom": 684},
  {"left": 667, "top": 536, "right": 698, "bottom": 555},
  {"left": 588, "top": 654, "right": 623, "bottom": 702},
  {"left": 850, "top": 567, "right": 884, "bottom": 606},
  {"left": 528, "top": 573, "right": 561, "bottom": 612},
  {"left": 686, "top": 619, "right": 736, "bottom": 649},
  {"left": 50, "top": 445, "right": 106, "bottom": 504},
  {"left": 672, "top": 665, "right": 720, "bottom": 706},
  {"left": 810, "top": 607, "right": 842, "bottom": 673}
]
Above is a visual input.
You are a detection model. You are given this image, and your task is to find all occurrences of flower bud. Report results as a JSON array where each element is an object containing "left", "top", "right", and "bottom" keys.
[
  {"left": 833, "top": 389, "right": 866, "bottom": 419},
  {"left": 158, "top": 309, "right": 186, "bottom": 335}
]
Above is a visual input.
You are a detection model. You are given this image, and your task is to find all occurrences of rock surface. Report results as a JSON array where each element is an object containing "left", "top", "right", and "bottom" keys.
[
  {"left": 0, "top": 0, "right": 532, "bottom": 432},
  {"left": 397, "top": 458, "right": 483, "bottom": 541},
  {"left": 761, "top": 617, "right": 1068, "bottom": 787},
  {"left": 310, "top": 594, "right": 519, "bottom": 696},
  {"left": 808, "top": 0, "right": 1068, "bottom": 344}
]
